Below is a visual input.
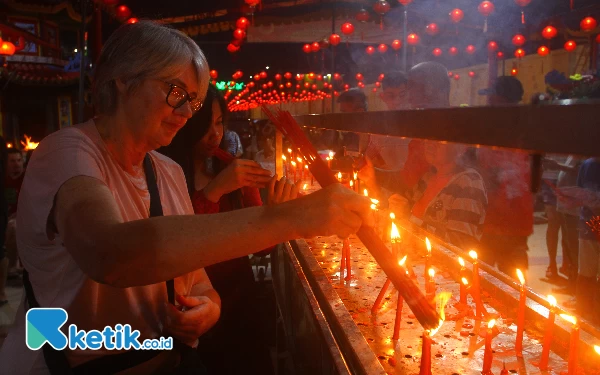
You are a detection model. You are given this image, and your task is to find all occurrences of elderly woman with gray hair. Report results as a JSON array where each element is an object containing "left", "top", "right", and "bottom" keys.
[{"left": 0, "top": 21, "right": 373, "bottom": 375}]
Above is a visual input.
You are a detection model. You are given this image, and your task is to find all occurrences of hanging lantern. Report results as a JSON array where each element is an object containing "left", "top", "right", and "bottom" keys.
[
  {"left": 341, "top": 22, "right": 355, "bottom": 36},
  {"left": 356, "top": 73, "right": 364, "bottom": 81},
  {"left": 333, "top": 73, "right": 342, "bottom": 80},
  {"left": 581, "top": 17, "right": 597, "bottom": 32},
  {"left": 448, "top": 46, "right": 458, "bottom": 56},
  {"left": 373, "top": 0, "right": 391, "bottom": 30},
  {"left": 454, "top": 74, "right": 460, "bottom": 80},
  {"left": 209, "top": 70, "right": 218, "bottom": 80},
  {"left": 448, "top": 71, "right": 454, "bottom": 77},
  {"left": 487, "top": 41, "right": 498, "bottom": 51},
  {"left": 0, "top": 40, "right": 16, "bottom": 56},
  {"left": 307, "top": 72, "right": 315, "bottom": 80},
  {"left": 375, "top": 82, "right": 381, "bottom": 87},
  {"left": 126, "top": 18, "right": 138, "bottom": 24},
  {"left": 244, "top": 0, "right": 260, "bottom": 5},
  {"left": 597, "top": 34, "right": 600, "bottom": 43},
  {"left": 407, "top": 33, "right": 420, "bottom": 45},
  {"left": 466, "top": 45, "right": 476, "bottom": 54},
  {"left": 227, "top": 43, "right": 240, "bottom": 53},
  {"left": 497, "top": 51, "right": 504, "bottom": 59},
  {"left": 537, "top": 46, "right": 550, "bottom": 56},
  {"left": 366, "top": 46, "right": 376, "bottom": 55},
  {"left": 356, "top": 8, "right": 370, "bottom": 23},
  {"left": 254, "top": 75, "right": 261, "bottom": 81},
  {"left": 260, "top": 71, "right": 268, "bottom": 79},
  {"left": 311, "top": 42, "right": 320, "bottom": 52},
  {"left": 514, "top": 48, "right": 526, "bottom": 58},
  {"left": 378, "top": 44, "right": 388, "bottom": 53},
  {"left": 302, "top": 44, "right": 312, "bottom": 53},
  {"left": 511, "top": 66, "right": 518, "bottom": 76},
  {"left": 425, "top": 23, "right": 439, "bottom": 36},
  {"left": 469, "top": 71, "right": 476, "bottom": 78},
  {"left": 450, "top": 9, "right": 464, "bottom": 23},
  {"left": 542, "top": 26, "right": 558, "bottom": 39},
  {"left": 514, "top": 0, "right": 531, "bottom": 24},
  {"left": 478, "top": 1, "right": 495, "bottom": 33},
  {"left": 284, "top": 72, "right": 292, "bottom": 80},
  {"left": 267, "top": 81, "right": 274, "bottom": 88},
  {"left": 432, "top": 48, "right": 442, "bottom": 57},
  {"left": 233, "top": 28, "right": 246, "bottom": 40},
  {"left": 275, "top": 74, "right": 282, "bottom": 80},
  {"left": 236, "top": 17, "right": 250, "bottom": 30},
  {"left": 398, "top": 0, "right": 412, "bottom": 5},
  {"left": 512, "top": 34, "right": 526, "bottom": 46},
  {"left": 115, "top": 5, "right": 131, "bottom": 20},
  {"left": 564, "top": 40, "right": 577, "bottom": 52},
  {"left": 391, "top": 39, "right": 402, "bottom": 50},
  {"left": 285, "top": 82, "right": 292, "bottom": 88},
  {"left": 318, "top": 39, "right": 329, "bottom": 50},
  {"left": 329, "top": 33, "right": 341, "bottom": 46},
  {"left": 358, "top": 82, "right": 365, "bottom": 88},
  {"left": 379, "top": 73, "right": 385, "bottom": 81}
]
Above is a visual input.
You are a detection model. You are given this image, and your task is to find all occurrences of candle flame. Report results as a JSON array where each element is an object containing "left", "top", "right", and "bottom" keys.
[
  {"left": 370, "top": 198, "right": 379, "bottom": 205},
  {"left": 297, "top": 157, "right": 302, "bottom": 163},
  {"left": 458, "top": 257, "right": 465, "bottom": 267},
  {"left": 303, "top": 183, "right": 308, "bottom": 190},
  {"left": 390, "top": 212, "right": 396, "bottom": 220},
  {"left": 548, "top": 295, "right": 557, "bottom": 307},
  {"left": 21, "top": 134, "right": 39, "bottom": 151},
  {"left": 594, "top": 345, "right": 600, "bottom": 355},
  {"left": 6, "top": 142, "right": 12, "bottom": 148},
  {"left": 349, "top": 180, "right": 354, "bottom": 187},
  {"left": 425, "top": 237, "right": 432, "bottom": 253},
  {"left": 288, "top": 148, "right": 292, "bottom": 154},
  {"left": 488, "top": 319, "right": 496, "bottom": 329},
  {"left": 461, "top": 277, "right": 469, "bottom": 285},
  {"left": 326, "top": 157, "right": 330, "bottom": 161},
  {"left": 329, "top": 151, "right": 334, "bottom": 159},
  {"left": 363, "top": 189, "right": 368, "bottom": 197},
  {"left": 291, "top": 161, "right": 297, "bottom": 167},
  {"left": 428, "top": 268, "right": 435, "bottom": 278},
  {"left": 353, "top": 172, "right": 358, "bottom": 180},
  {"left": 370, "top": 204, "right": 377, "bottom": 210},
  {"left": 399, "top": 255, "right": 407, "bottom": 266},
  {"left": 282, "top": 155, "right": 287, "bottom": 161},
  {"left": 436, "top": 292, "right": 452, "bottom": 324},
  {"left": 305, "top": 165, "right": 308, "bottom": 169},
  {"left": 469, "top": 250, "right": 478, "bottom": 260},
  {"left": 391, "top": 222, "right": 400, "bottom": 240},
  {"left": 516, "top": 269, "right": 525, "bottom": 285},
  {"left": 337, "top": 172, "right": 342, "bottom": 180},
  {"left": 560, "top": 314, "right": 577, "bottom": 325},
  {"left": 429, "top": 320, "right": 444, "bottom": 337}
]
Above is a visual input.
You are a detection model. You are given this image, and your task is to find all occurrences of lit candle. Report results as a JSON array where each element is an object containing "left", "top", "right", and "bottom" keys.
[
  {"left": 328, "top": 151, "right": 334, "bottom": 169},
  {"left": 349, "top": 179, "right": 354, "bottom": 190},
  {"left": 364, "top": 189, "right": 368, "bottom": 197},
  {"left": 424, "top": 238, "right": 432, "bottom": 280},
  {"left": 515, "top": 269, "right": 526, "bottom": 356},
  {"left": 560, "top": 314, "right": 579, "bottom": 375},
  {"left": 393, "top": 255, "right": 408, "bottom": 340},
  {"left": 354, "top": 171, "right": 360, "bottom": 192},
  {"left": 482, "top": 319, "right": 496, "bottom": 374},
  {"left": 460, "top": 277, "right": 469, "bottom": 305},
  {"left": 291, "top": 161, "right": 297, "bottom": 182},
  {"left": 391, "top": 222, "right": 401, "bottom": 259},
  {"left": 469, "top": 250, "right": 484, "bottom": 318},
  {"left": 372, "top": 278, "right": 391, "bottom": 313},
  {"left": 326, "top": 156, "right": 331, "bottom": 169},
  {"left": 539, "top": 295, "right": 557, "bottom": 370},
  {"left": 426, "top": 268, "right": 436, "bottom": 305},
  {"left": 419, "top": 330, "right": 433, "bottom": 375},
  {"left": 304, "top": 164, "right": 309, "bottom": 181},
  {"left": 344, "top": 238, "right": 352, "bottom": 280},
  {"left": 337, "top": 171, "right": 342, "bottom": 183},
  {"left": 281, "top": 154, "right": 287, "bottom": 176},
  {"left": 303, "top": 183, "right": 308, "bottom": 192}
]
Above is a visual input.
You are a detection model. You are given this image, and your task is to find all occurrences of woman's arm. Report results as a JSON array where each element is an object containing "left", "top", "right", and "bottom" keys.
[{"left": 54, "top": 176, "right": 372, "bottom": 288}]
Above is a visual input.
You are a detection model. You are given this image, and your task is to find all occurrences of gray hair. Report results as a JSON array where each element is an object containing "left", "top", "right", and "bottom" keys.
[{"left": 93, "top": 20, "right": 209, "bottom": 115}]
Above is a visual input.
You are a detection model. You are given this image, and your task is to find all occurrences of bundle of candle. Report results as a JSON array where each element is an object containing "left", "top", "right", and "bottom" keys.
[{"left": 262, "top": 105, "right": 441, "bottom": 330}]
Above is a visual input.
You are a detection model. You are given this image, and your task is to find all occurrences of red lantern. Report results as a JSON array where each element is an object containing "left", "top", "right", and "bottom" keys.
[
  {"left": 312, "top": 84, "right": 318, "bottom": 90},
  {"left": 295, "top": 74, "right": 302, "bottom": 81},
  {"left": 511, "top": 67, "right": 518, "bottom": 76},
  {"left": 227, "top": 43, "right": 240, "bottom": 53},
  {"left": 581, "top": 17, "right": 597, "bottom": 32},
  {"left": 469, "top": 71, "right": 476, "bottom": 78},
  {"left": 286, "top": 82, "right": 292, "bottom": 88},
  {"left": 398, "top": 0, "right": 412, "bottom": 5},
  {"left": 356, "top": 73, "right": 364, "bottom": 81},
  {"left": 448, "top": 46, "right": 458, "bottom": 56},
  {"left": 329, "top": 33, "right": 341, "bottom": 46},
  {"left": 487, "top": 41, "right": 498, "bottom": 51},
  {"left": 333, "top": 73, "right": 341, "bottom": 80},
  {"left": 317, "top": 74, "right": 323, "bottom": 81},
  {"left": 302, "top": 44, "right": 312, "bottom": 53},
  {"left": 0, "top": 41, "right": 15, "bottom": 56},
  {"left": 537, "top": 46, "right": 550, "bottom": 56},
  {"left": 366, "top": 46, "right": 376, "bottom": 55},
  {"left": 478, "top": 1, "right": 495, "bottom": 17},
  {"left": 275, "top": 74, "right": 282, "bottom": 80},
  {"left": 318, "top": 39, "right": 329, "bottom": 49},
  {"left": 450, "top": 9, "right": 464, "bottom": 23},
  {"left": 355, "top": 8, "right": 370, "bottom": 23},
  {"left": 236, "top": 18, "right": 249, "bottom": 30},
  {"left": 231, "top": 39, "right": 242, "bottom": 47},
  {"left": 245, "top": 0, "right": 260, "bottom": 6},
  {"left": 378, "top": 44, "right": 388, "bottom": 53},
  {"left": 233, "top": 29, "right": 246, "bottom": 40},
  {"left": 497, "top": 51, "right": 504, "bottom": 59},
  {"left": 284, "top": 72, "right": 292, "bottom": 80},
  {"left": 448, "top": 71, "right": 454, "bottom": 77},
  {"left": 308, "top": 72, "right": 315, "bottom": 80},
  {"left": 375, "top": 82, "right": 381, "bottom": 88},
  {"left": 542, "top": 26, "right": 557, "bottom": 39},
  {"left": 116, "top": 5, "right": 131, "bottom": 19},
  {"left": 311, "top": 42, "right": 320, "bottom": 52},
  {"left": 267, "top": 81, "right": 274, "bottom": 88},
  {"left": 425, "top": 23, "right": 439, "bottom": 36},
  {"left": 341, "top": 22, "right": 355, "bottom": 36},
  {"left": 373, "top": 1, "right": 390, "bottom": 15},
  {"left": 596, "top": 34, "right": 600, "bottom": 44},
  {"left": 391, "top": 39, "right": 402, "bottom": 50},
  {"left": 372, "top": 88, "right": 378, "bottom": 93},
  {"left": 432, "top": 48, "right": 442, "bottom": 57},
  {"left": 304, "top": 82, "right": 310, "bottom": 89},
  {"left": 514, "top": 48, "right": 526, "bottom": 58},
  {"left": 512, "top": 34, "right": 526, "bottom": 46},
  {"left": 358, "top": 82, "right": 365, "bottom": 88},
  {"left": 407, "top": 33, "right": 419, "bottom": 45},
  {"left": 564, "top": 40, "right": 577, "bottom": 52},
  {"left": 260, "top": 71, "right": 267, "bottom": 79},
  {"left": 514, "top": 0, "right": 531, "bottom": 5},
  {"left": 210, "top": 70, "right": 218, "bottom": 79},
  {"left": 262, "top": 84, "right": 268, "bottom": 90},
  {"left": 344, "top": 84, "right": 350, "bottom": 90},
  {"left": 466, "top": 45, "right": 476, "bottom": 54},
  {"left": 379, "top": 73, "right": 385, "bottom": 81},
  {"left": 126, "top": 18, "right": 138, "bottom": 24},
  {"left": 454, "top": 74, "right": 460, "bottom": 80}
]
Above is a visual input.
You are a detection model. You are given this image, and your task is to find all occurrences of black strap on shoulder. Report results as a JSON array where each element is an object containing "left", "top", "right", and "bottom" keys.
[{"left": 21, "top": 154, "right": 176, "bottom": 375}]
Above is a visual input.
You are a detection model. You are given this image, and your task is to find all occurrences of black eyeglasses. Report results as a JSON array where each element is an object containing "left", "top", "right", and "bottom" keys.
[{"left": 164, "top": 82, "right": 203, "bottom": 114}]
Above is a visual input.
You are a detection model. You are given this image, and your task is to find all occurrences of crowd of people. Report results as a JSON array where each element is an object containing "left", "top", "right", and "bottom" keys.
[{"left": 0, "top": 18, "right": 598, "bottom": 375}]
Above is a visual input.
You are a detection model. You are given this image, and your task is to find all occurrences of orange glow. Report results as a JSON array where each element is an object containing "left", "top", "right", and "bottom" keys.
[
  {"left": 353, "top": 172, "right": 358, "bottom": 180},
  {"left": 370, "top": 204, "right": 377, "bottom": 210},
  {"left": 305, "top": 165, "right": 308, "bottom": 169},
  {"left": 461, "top": 277, "right": 468, "bottom": 285},
  {"left": 458, "top": 257, "right": 465, "bottom": 267},
  {"left": 303, "top": 183, "right": 308, "bottom": 190},
  {"left": 337, "top": 172, "right": 342, "bottom": 180},
  {"left": 390, "top": 212, "right": 395, "bottom": 220},
  {"left": 282, "top": 155, "right": 287, "bottom": 161},
  {"left": 594, "top": 345, "right": 600, "bottom": 355},
  {"left": 291, "top": 161, "right": 297, "bottom": 167},
  {"left": 469, "top": 250, "right": 478, "bottom": 261},
  {"left": 428, "top": 268, "right": 435, "bottom": 278},
  {"left": 399, "top": 255, "right": 407, "bottom": 266},
  {"left": 296, "top": 157, "right": 302, "bottom": 163},
  {"left": 391, "top": 222, "right": 400, "bottom": 241},
  {"left": 287, "top": 148, "right": 293, "bottom": 154},
  {"left": 488, "top": 319, "right": 496, "bottom": 329},
  {"left": 349, "top": 180, "right": 354, "bottom": 187},
  {"left": 516, "top": 269, "right": 525, "bottom": 285},
  {"left": 363, "top": 189, "right": 368, "bottom": 197},
  {"left": 329, "top": 151, "right": 334, "bottom": 159},
  {"left": 548, "top": 295, "right": 557, "bottom": 307},
  {"left": 370, "top": 198, "right": 379, "bottom": 205},
  {"left": 21, "top": 134, "right": 39, "bottom": 151},
  {"left": 560, "top": 314, "right": 577, "bottom": 325},
  {"left": 6, "top": 142, "right": 12, "bottom": 149},
  {"left": 425, "top": 237, "right": 432, "bottom": 254}
]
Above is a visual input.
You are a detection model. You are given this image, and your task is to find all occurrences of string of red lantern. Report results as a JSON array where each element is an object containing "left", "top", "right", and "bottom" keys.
[
  {"left": 477, "top": 1, "right": 494, "bottom": 33},
  {"left": 373, "top": 0, "right": 391, "bottom": 30}
]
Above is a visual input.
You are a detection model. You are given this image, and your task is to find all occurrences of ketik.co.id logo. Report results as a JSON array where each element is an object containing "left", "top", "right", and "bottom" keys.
[{"left": 26, "top": 308, "right": 173, "bottom": 351}]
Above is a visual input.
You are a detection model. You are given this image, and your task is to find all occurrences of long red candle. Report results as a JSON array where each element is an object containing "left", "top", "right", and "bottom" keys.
[
  {"left": 482, "top": 319, "right": 496, "bottom": 374},
  {"left": 372, "top": 278, "right": 391, "bottom": 313},
  {"left": 419, "top": 330, "right": 432, "bottom": 375},
  {"left": 539, "top": 295, "right": 557, "bottom": 370},
  {"left": 393, "top": 292, "right": 404, "bottom": 340},
  {"left": 515, "top": 269, "right": 526, "bottom": 356},
  {"left": 559, "top": 314, "right": 579, "bottom": 375},
  {"left": 339, "top": 244, "right": 346, "bottom": 280},
  {"left": 469, "top": 250, "right": 484, "bottom": 318},
  {"left": 344, "top": 239, "right": 352, "bottom": 280}
]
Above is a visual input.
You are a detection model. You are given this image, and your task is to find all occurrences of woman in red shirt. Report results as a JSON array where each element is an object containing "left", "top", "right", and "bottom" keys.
[{"left": 161, "top": 85, "right": 297, "bottom": 374}]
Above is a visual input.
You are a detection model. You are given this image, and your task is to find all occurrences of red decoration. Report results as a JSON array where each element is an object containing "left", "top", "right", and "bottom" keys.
[
  {"left": 407, "top": 33, "right": 420, "bottom": 45},
  {"left": 514, "top": 48, "right": 526, "bottom": 58},
  {"left": 311, "top": 42, "right": 320, "bottom": 52},
  {"left": 512, "top": 34, "right": 526, "bottom": 46},
  {"left": 398, "top": 0, "right": 412, "bottom": 5},
  {"left": 244, "top": 0, "right": 260, "bottom": 6},
  {"left": 275, "top": 74, "right": 282, "bottom": 80},
  {"left": 478, "top": 1, "right": 495, "bottom": 17},
  {"left": 227, "top": 43, "right": 240, "bottom": 53},
  {"left": 511, "top": 68, "right": 518, "bottom": 76},
  {"left": 344, "top": 84, "right": 350, "bottom": 90},
  {"left": 356, "top": 8, "right": 370, "bottom": 23},
  {"left": 303, "top": 44, "right": 312, "bottom": 53},
  {"left": 373, "top": 0, "right": 391, "bottom": 29},
  {"left": 514, "top": 0, "right": 531, "bottom": 5},
  {"left": 450, "top": 9, "right": 464, "bottom": 23},
  {"left": 537, "top": 46, "right": 550, "bottom": 56},
  {"left": 448, "top": 71, "right": 454, "bottom": 77},
  {"left": 308, "top": 72, "right": 315, "bottom": 80},
  {"left": 358, "top": 82, "right": 365, "bottom": 88},
  {"left": 304, "top": 82, "right": 310, "bottom": 89},
  {"left": 497, "top": 51, "right": 504, "bottom": 59},
  {"left": 0, "top": 41, "right": 15, "bottom": 56},
  {"left": 375, "top": 81, "right": 381, "bottom": 87},
  {"left": 333, "top": 73, "right": 342, "bottom": 80},
  {"left": 356, "top": 73, "right": 364, "bottom": 81},
  {"left": 469, "top": 71, "right": 476, "bottom": 78},
  {"left": 564, "top": 40, "right": 577, "bottom": 52},
  {"left": 372, "top": 88, "right": 378, "bottom": 93},
  {"left": 488, "top": 41, "right": 498, "bottom": 51},
  {"left": 341, "top": 22, "right": 355, "bottom": 36},
  {"left": 267, "top": 81, "right": 274, "bottom": 88},
  {"left": 233, "top": 28, "right": 246, "bottom": 40},
  {"left": 378, "top": 44, "right": 388, "bottom": 53},
  {"left": 379, "top": 73, "right": 385, "bottom": 81},
  {"left": 432, "top": 48, "right": 442, "bottom": 57},
  {"left": 284, "top": 72, "right": 292, "bottom": 80},
  {"left": 126, "top": 18, "right": 138, "bottom": 24},
  {"left": 318, "top": 39, "right": 329, "bottom": 49},
  {"left": 448, "top": 46, "right": 458, "bottom": 56},
  {"left": 260, "top": 71, "right": 268, "bottom": 79},
  {"left": 581, "top": 17, "right": 597, "bottom": 32},
  {"left": 542, "top": 26, "right": 558, "bottom": 39},
  {"left": 329, "top": 33, "right": 341, "bottom": 46},
  {"left": 116, "top": 5, "right": 131, "bottom": 19},
  {"left": 209, "top": 70, "right": 218, "bottom": 79},
  {"left": 425, "top": 23, "right": 439, "bottom": 36},
  {"left": 454, "top": 74, "right": 460, "bottom": 80},
  {"left": 466, "top": 45, "right": 476, "bottom": 54},
  {"left": 312, "top": 84, "right": 318, "bottom": 90},
  {"left": 236, "top": 17, "right": 250, "bottom": 30},
  {"left": 286, "top": 82, "right": 292, "bottom": 88},
  {"left": 597, "top": 34, "right": 600, "bottom": 43},
  {"left": 231, "top": 39, "right": 242, "bottom": 47},
  {"left": 391, "top": 39, "right": 402, "bottom": 50},
  {"left": 366, "top": 46, "right": 376, "bottom": 55}
]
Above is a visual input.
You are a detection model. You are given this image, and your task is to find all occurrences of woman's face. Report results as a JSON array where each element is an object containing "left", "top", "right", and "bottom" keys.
[
  {"left": 195, "top": 99, "right": 224, "bottom": 158},
  {"left": 118, "top": 63, "right": 199, "bottom": 150}
]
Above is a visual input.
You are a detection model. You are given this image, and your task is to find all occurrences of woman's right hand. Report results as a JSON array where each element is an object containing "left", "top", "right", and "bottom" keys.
[
  {"left": 205, "top": 159, "right": 272, "bottom": 201},
  {"left": 267, "top": 175, "right": 299, "bottom": 205},
  {"left": 287, "top": 184, "right": 375, "bottom": 239}
]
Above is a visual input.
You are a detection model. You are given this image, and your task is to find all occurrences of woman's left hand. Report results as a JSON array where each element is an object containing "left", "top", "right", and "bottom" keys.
[
  {"left": 164, "top": 295, "right": 221, "bottom": 347},
  {"left": 267, "top": 175, "right": 299, "bottom": 205}
]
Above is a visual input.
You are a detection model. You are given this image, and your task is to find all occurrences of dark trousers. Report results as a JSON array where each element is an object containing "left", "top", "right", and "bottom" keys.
[
  {"left": 558, "top": 212, "right": 579, "bottom": 286},
  {"left": 480, "top": 234, "right": 529, "bottom": 276}
]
